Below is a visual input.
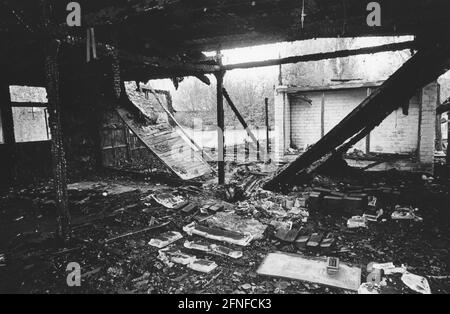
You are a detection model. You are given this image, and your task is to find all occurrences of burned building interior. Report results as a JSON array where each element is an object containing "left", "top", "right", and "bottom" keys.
[{"left": 0, "top": 0, "right": 449, "bottom": 295}]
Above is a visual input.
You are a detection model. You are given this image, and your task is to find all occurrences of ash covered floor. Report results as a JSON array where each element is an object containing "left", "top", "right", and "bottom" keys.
[{"left": 0, "top": 164, "right": 449, "bottom": 294}]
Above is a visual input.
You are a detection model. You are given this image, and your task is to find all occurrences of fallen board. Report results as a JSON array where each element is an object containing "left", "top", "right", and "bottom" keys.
[
  {"left": 257, "top": 252, "right": 361, "bottom": 291},
  {"left": 116, "top": 101, "right": 211, "bottom": 181}
]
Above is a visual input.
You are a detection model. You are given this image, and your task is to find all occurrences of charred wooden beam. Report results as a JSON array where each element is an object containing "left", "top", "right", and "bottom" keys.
[
  {"left": 223, "top": 41, "right": 416, "bottom": 71},
  {"left": 44, "top": 39, "right": 71, "bottom": 239},
  {"left": 265, "top": 98, "right": 270, "bottom": 155},
  {"left": 216, "top": 72, "right": 225, "bottom": 184},
  {"left": 215, "top": 51, "right": 225, "bottom": 184},
  {"left": 437, "top": 102, "right": 450, "bottom": 115},
  {"left": 42, "top": 0, "right": 71, "bottom": 240},
  {"left": 264, "top": 42, "right": 450, "bottom": 191},
  {"left": 0, "top": 81, "right": 16, "bottom": 183},
  {"left": 119, "top": 49, "right": 219, "bottom": 74},
  {"left": 123, "top": 41, "right": 416, "bottom": 80}
]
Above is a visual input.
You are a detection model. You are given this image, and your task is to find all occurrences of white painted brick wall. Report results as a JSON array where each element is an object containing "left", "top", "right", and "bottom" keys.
[
  {"left": 275, "top": 83, "right": 438, "bottom": 171},
  {"left": 370, "top": 93, "right": 421, "bottom": 154},
  {"left": 419, "top": 82, "right": 438, "bottom": 172},
  {"left": 290, "top": 92, "right": 322, "bottom": 150}
]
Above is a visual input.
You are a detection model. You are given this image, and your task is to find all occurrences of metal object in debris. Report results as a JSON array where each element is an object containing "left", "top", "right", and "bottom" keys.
[{"left": 327, "top": 257, "right": 340, "bottom": 275}]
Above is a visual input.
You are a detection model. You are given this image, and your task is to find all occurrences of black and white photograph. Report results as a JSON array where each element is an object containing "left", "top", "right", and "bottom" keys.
[{"left": 0, "top": 0, "right": 449, "bottom": 299}]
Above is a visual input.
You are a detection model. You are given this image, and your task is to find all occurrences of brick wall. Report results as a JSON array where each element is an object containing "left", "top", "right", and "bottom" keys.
[
  {"left": 370, "top": 93, "right": 420, "bottom": 154},
  {"left": 322, "top": 89, "right": 367, "bottom": 152},
  {"left": 290, "top": 92, "right": 322, "bottom": 150},
  {"left": 274, "top": 83, "right": 438, "bottom": 172},
  {"left": 419, "top": 82, "right": 438, "bottom": 171}
]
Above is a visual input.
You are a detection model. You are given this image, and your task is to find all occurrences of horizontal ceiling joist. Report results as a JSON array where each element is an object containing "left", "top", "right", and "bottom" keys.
[
  {"left": 222, "top": 40, "right": 416, "bottom": 71},
  {"left": 130, "top": 40, "right": 416, "bottom": 79}
]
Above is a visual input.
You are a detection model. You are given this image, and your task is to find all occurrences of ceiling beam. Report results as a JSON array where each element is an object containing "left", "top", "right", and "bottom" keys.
[{"left": 222, "top": 40, "right": 416, "bottom": 71}]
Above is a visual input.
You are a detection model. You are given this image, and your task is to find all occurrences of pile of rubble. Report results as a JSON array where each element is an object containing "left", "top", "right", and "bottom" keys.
[{"left": 0, "top": 165, "right": 448, "bottom": 294}]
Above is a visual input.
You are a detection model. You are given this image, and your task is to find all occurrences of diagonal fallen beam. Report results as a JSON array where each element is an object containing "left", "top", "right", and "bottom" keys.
[
  {"left": 264, "top": 42, "right": 450, "bottom": 192},
  {"left": 222, "top": 88, "right": 262, "bottom": 151},
  {"left": 223, "top": 41, "right": 416, "bottom": 71}
]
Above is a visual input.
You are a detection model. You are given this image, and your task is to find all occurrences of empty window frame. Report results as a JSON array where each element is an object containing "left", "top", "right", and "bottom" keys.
[{"left": 9, "top": 86, "right": 51, "bottom": 143}]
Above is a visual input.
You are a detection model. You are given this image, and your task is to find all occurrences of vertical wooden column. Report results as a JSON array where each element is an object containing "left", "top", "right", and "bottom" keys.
[
  {"left": 215, "top": 69, "right": 225, "bottom": 184},
  {"left": 366, "top": 88, "right": 372, "bottom": 154},
  {"left": 44, "top": 39, "right": 71, "bottom": 240},
  {"left": 0, "top": 82, "right": 15, "bottom": 184},
  {"left": 265, "top": 98, "right": 270, "bottom": 156},
  {"left": 435, "top": 84, "right": 442, "bottom": 151},
  {"left": 320, "top": 92, "right": 325, "bottom": 138}
]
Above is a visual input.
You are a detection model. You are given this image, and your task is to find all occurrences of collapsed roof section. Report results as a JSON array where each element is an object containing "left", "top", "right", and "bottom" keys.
[
  {"left": 118, "top": 84, "right": 212, "bottom": 180},
  {"left": 2, "top": 0, "right": 450, "bottom": 86}
]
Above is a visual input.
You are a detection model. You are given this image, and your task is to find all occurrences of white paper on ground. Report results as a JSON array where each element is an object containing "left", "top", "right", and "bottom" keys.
[{"left": 401, "top": 272, "right": 431, "bottom": 294}]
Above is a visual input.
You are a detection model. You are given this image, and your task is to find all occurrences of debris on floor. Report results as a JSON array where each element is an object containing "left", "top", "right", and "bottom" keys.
[
  {"left": 150, "top": 192, "right": 187, "bottom": 209},
  {"left": 188, "top": 259, "right": 218, "bottom": 273},
  {"left": 149, "top": 231, "right": 183, "bottom": 248},
  {"left": 183, "top": 222, "right": 253, "bottom": 246},
  {"left": 401, "top": 272, "right": 432, "bottom": 294},
  {"left": 0, "top": 165, "right": 448, "bottom": 294},
  {"left": 205, "top": 211, "right": 267, "bottom": 240},
  {"left": 256, "top": 252, "right": 362, "bottom": 291}
]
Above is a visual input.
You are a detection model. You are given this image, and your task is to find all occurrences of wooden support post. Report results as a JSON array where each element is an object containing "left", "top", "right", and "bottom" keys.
[
  {"left": 0, "top": 82, "right": 16, "bottom": 184},
  {"left": 165, "top": 92, "right": 176, "bottom": 127},
  {"left": 366, "top": 88, "right": 372, "bottom": 154},
  {"left": 44, "top": 39, "right": 71, "bottom": 240},
  {"left": 435, "top": 85, "right": 443, "bottom": 151},
  {"left": 321, "top": 92, "right": 325, "bottom": 138},
  {"left": 245, "top": 139, "right": 250, "bottom": 162},
  {"left": 256, "top": 126, "right": 261, "bottom": 161},
  {"left": 215, "top": 68, "right": 225, "bottom": 185},
  {"left": 265, "top": 98, "right": 270, "bottom": 156}
]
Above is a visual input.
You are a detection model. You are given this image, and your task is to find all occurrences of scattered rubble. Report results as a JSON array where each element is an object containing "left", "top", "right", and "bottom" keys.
[
  {"left": 0, "top": 165, "right": 449, "bottom": 294},
  {"left": 183, "top": 222, "right": 253, "bottom": 246}
]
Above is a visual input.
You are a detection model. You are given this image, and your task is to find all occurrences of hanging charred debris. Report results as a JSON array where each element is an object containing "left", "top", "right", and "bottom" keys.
[{"left": 0, "top": 0, "right": 450, "bottom": 297}]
